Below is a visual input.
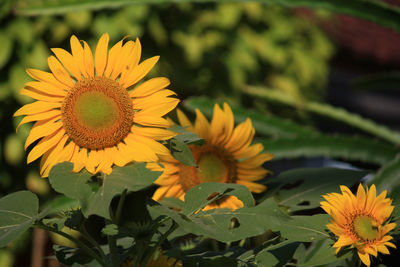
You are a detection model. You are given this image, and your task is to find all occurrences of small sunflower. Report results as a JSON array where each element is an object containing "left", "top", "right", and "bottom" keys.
[
  {"left": 321, "top": 184, "right": 397, "bottom": 266},
  {"left": 15, "top": 33, "right": 179, "bottom": 177},
  {"left": 151, "top": 103, "right": 272, "bottom": 210}
]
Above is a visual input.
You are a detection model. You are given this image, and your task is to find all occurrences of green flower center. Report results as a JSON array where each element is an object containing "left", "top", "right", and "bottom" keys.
[
  {"left": 353, "top": 215, "right": 379, "bottom": 241},
  {"left": 197, "top": 153, "right": 227, "bottom": 182},
  {"left": 74, "top": 91, "right": 119, "bottom": 130},
  {"left": 62, "top": 77, "right": 133, "bottom": 149}
]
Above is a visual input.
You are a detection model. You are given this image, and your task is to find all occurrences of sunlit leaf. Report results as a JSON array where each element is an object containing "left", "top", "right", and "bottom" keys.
[{"left": 0, "top": 191, "right": 39, "bottom": 247}]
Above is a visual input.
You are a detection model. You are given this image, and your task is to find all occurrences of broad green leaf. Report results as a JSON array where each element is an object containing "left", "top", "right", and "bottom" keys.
[
  {"left": 168, "top": 125, "right": 203, "bottom": 166},
  {"left": 169, "top": 138, "right": 196, "bottom": 166},
  {"left": 370, "top": 156, "right": 400, "bottom": 193},
  {"left": 243, "top": 86, "right": 400, "bottom": 145},
  {"left": 49, "top": 162, "right": 161, "bottom": 219},
  {"left": 0, "top": 191, "right": 39, "bottom": 247},
  {"left": 14, "top": 0, "right": 400, "bottom": 34},
  {"left": 182, "top": 182, "right": 255, "bottom": 215},
  {"left": 101, "top": 224, "right": 118, "bottom": 236},
  {"left": 43, "top": 196, "right": 80, "bottom": 216},
  {"left": 279, "top": 214, "right": 330, "bottom": 242},
  {"left": 259, "top": 135, "right": 398, "bottom": 165},
  {"left": 296, "top": 238, "right": 352, "bottom": 266},
  {"left": 149, "top": 198, "right": 290, "bottom": 243},
  {"left": 184, "top": 96, "right": 317, "bottom": 138},
  {"left": 255, "top": 240, "right": 299, "bottom": 267},
  {"left": 266, "top": 168, "right": 367, "bottom": 212}
]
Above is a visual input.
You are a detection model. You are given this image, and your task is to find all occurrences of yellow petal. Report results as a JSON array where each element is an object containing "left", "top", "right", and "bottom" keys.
[
  {"left": 26, "top": 68, "right": 70, "bottom": 91},
  {"left": 47, "top": 56, "right": 75, "bottom": 88},
  {"left": 111, "top": 40, "right": 135, "bottom": 80},
  {"left": 25, "top": 119, "right": 62, "bottom": 149},
  {"left": 16, "top": 109, "right": 61, "bottom": 131},
  {"left": 27, "top": 128, "right": 66, "bottom": 164},
  {"left": 194, "top": 109, "right": 210, "bottom": 139},
  {"left": 177, "top": 109, "right": 193, "bottom": 129},
  {"left": 25, "top": 81, "right": 67, "bottom": 97},
  {"left": 121, "top": 56, "right": 160, "bottom": 88},
  {"left": 131, "top": 126, "right": 177, "bottom": 140},
  {"left": 94, "top": 33, "right": 109, "bottom": 77},
  {"left": 357, "top": 251, "right": 371, "bottom": 267},
  {"left": 51, "top": 48, "right": 82, "bottom": 80},
  {"left": 83, "top": 41, "right": 94, "bottom": 77},
  {"left": 133, "top": 114, "right": 172, "bottom": 127},
  {"left": 237, "top": 180, "right": 267, "bottom": 193},
  {"left": 20, "top": 88, "right": 63, "bottom": 102},
  {"left": 104, "top": 38, "right": 124, "bottom": 78},
  {"left": 70, "top": 35, "right": 88, "bottom": 78},
  {"left": 129, "top": 77, "right": 170, "bottom": 98},
  {"left": 14, "top": 101, "right": 61, "bottom": 116}
]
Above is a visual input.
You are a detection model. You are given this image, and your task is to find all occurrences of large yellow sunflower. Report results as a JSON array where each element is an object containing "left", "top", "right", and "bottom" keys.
[
  {"left": 321, "top": 184, "right": 396, "bottom": 266},
  {"left": 151, "top": 103, "right": 272, "bottom": 210},
  {"left": 14, "top": 33, "right": 179, "bottom": 177}
]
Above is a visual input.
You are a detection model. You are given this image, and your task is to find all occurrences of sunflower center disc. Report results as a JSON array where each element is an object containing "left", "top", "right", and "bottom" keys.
[
  {"left": 353, "top": 215, "right": 379, "bottom": 241},
  {"left": 197, "top": 153, "right": 227, "bottom": 183},
  {"left": 62, "top": 77, "right": 133, "bottom": 150}
]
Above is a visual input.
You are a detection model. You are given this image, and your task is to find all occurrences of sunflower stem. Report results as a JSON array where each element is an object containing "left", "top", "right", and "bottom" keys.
[
  {"left": 140, "top": 221, "right": 179, "bottom": 267},
  {"left": 34, "top": 223, "right": 108, "bottom": 267},
  {"left": 108, "top": 188, "right": 128, "bottom": 267}
]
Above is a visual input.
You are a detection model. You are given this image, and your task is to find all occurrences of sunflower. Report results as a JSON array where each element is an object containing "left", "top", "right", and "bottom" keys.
[
  {"left": 151, "top": 103, "right": 272, "bottom": 210},
  {"left": 321, "top": 184, "right": 397, "bottom": 266},
  {"left": 14, "top": 33, "right": 179, "bottom": 177}
]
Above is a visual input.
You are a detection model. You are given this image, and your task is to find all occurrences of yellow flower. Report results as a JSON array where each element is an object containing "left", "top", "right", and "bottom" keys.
[
  {"left": 321, "top": 184, "right": 396, "bottom": 266},
  {"left": 14, "top": 33, "right": 179, "bottom": 177},
  {"left": 151, "top": 103, "right": 272, "bottom": 210}
]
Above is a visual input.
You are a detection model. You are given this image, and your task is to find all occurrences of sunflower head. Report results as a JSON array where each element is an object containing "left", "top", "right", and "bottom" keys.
[
  {"left": 321, "top": 184, "right": 397, "bottom": 266},
  {"left": 151, "top": 103, "right": 273, "bottom": 210},
  {"left": 14, "top": 33, "right": 179, "bottom": 177}
]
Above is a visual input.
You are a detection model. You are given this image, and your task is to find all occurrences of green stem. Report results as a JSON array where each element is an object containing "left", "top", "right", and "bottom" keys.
[
  {"left": 80, "top": 224, "right": 106, "bottom": 260},
  {"left": 108, "top": 188, "right": 128, "bottom": 267},
  {"left": 34, "top": 223, "right": 107, "bottom": 267},
  {"left": 140, "top": 221, "right": 179, "bottom": 267}
]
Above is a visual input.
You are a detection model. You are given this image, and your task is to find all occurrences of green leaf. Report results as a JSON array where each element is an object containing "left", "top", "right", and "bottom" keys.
[
  {"left": 295, "top": 238, "right": 352, "bottom": 266},
  {"left": 369, "top": 156, "right": 400, "bottom": 193},
  {"left": 14, "top": 0, "right": 400, "bottom": 34},
  {"left": 49, "top": 162, "right": 161, "bottom": 219},
  {"left": 259, "top": 135, "right": 398, "bottom": 166},
  {"left": 169, "top": 138, "right": 196, "bottom": 166},
  {"left": 255, "top": 240, "right": 300, "bottom": 267},
  {"left": 0, "top": 191, "right": 39, "bottom": 247},
  {"left": 101, "top": 224, "right": 118, "bottom": 236},
  {"left": 184, "top": 96, "right": 317, "bottom": 138},
  {"left": 149, "top": 198, "right": 290, "bottom": 243},
  {"left": 266, "top": 168, "right": 368, "bottom": 212},
  {"left": 182, "top": 182, "right": 255, "bottom": 215},
  {"left": 243, "top": 86, "right": 400, "bottom": 145},
  {"left": 279, "top": 214, "right": 330, "bottom": 242},
  {"left": 169, "top": 125, "right": 204, "bottom": 145}
]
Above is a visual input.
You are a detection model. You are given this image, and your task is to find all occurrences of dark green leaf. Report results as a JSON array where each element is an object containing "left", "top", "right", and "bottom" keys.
[
  {"left": 259, "top": 135, "right": 398, "bottom": 166},
  {"left": 370, "top": 156, "right": 400, "bottom": 193},
  {"left": 184, "top": 96, "right": 317, "bottom": 138},
  {"left": 169, "top": 138, "right": 196, "bottom": 166},
  {"left": 14, "top": 0, "right": 400, "bottom": 34},
  {"left": 256, "top": 240, "right": 300, "bottom": 267},
  {"left": 296, "top": 238, "right": 352, "bottom": 266},
  {"left": 266, "top": 168, "right": 368, "bottom": 212},
  {"left": 0, "top": 191, "right": 39, "bottom": 247},
  {"left": 243, "top": 86, "right": 400, "bottom": 145},
  {"left": 279, "top": 214, "right": 330, "bottom": 242},
  {"left": 169, "top": 125, "right": 204, "bottom": 145},
  {"left": 182, "top": 182, "right": 255, "bottom": 215},
  {"left": 49, "top": 162, "right": 161, "bottom": 219},
  {"left": 149, "top": 198, "right": 290, "bottom": 243}
]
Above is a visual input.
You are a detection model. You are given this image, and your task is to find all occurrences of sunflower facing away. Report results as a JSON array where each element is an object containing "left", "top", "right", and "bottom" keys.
[
  {"left": 151, "top": 103, "right": 273, "bottom": 210},
  {"left": 14, "top": 33, "right": 179, "bottom": 177},
  {"left": 321, "top": 184, "right": 396, "bottom": 266}
]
